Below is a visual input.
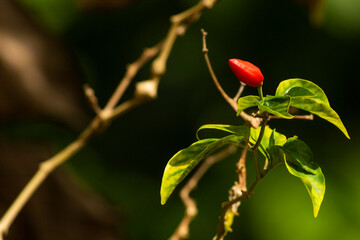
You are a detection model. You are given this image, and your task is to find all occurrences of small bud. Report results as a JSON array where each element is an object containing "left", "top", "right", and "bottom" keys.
[{"left": 228, "top": 59, "right": 264, "bottom": 87}]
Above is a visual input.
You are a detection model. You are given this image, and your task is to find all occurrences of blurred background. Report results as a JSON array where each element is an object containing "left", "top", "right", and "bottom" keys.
[{"left": 0, "top": 0, "right": 359, "bottom": 239}]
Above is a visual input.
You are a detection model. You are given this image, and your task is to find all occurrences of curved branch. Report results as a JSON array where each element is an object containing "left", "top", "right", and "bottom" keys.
[
  {"left": 201, "top": 29, "right": 260, "bottom": 129},
  {"left": 0, "top": 1, "right": 222, "bottom": 238}
]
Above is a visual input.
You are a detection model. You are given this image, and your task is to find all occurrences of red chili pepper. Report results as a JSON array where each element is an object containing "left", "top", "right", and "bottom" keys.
[{"left": 228, "top": 59, "right": 264, "bottom": 87}]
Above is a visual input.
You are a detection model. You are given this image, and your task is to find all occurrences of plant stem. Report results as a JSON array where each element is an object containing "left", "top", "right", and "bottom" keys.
[
  {"left": 201, "top": 29, "right": 260, "bottom": 129},
  {"left": 253, "top": 150, "right": 262, "bottom": 179},
  {"left": 0, "top": 124, "right": 91, "bottom": 236},
  {"left": 251, "top": 116, "right": 268, "bottom": 151},
  {"left": 214, "top": 167, "right": 267, "bottom": 240},
  {"left": 269, "top": 114, "right": 314, "bottom": 120},
  {"left": 201, "top": 29, "right": 237, "bottom": 111},
  {"left": 233, "top": 83, "right": 246, "bottom": 102},
  {"left": 257, "top": 84, "right": 264, "bottom": 100}
]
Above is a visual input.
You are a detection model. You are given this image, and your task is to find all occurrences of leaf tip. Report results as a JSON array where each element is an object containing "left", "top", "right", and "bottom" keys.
[
  {"left": 160, "top": 191, "right": 169, "bottom": 205},
  {"left": 313, "top": 206, "right": 320, "bottom": 218},
  {"left": 160, "top": 185, "right": 171, "bottom": 205},
  {"left": 345, "top": 132, "right": 350, "bottom": 140}
]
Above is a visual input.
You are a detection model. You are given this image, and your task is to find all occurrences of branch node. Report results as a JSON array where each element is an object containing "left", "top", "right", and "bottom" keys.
[
  {"left": 151, "top": 58, "right": 166, "bottom": 77},
  {"left": 83, "top": 83, "right": 101, "bottom": 115},
  {"left": 135, "top": 79, "right": 159, "bottom": 99},
  {"left": 176, "top": 25, "right": 187, "bottom": 36},
  {"left": 202, "top": 0, "right": 216, "bottom": 8}
]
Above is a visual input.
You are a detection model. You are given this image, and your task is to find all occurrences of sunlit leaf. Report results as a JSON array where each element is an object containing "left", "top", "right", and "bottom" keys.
[
  {"left": 250, "top": 126, "right": 287, "bottom": 161},
  {"left": 160, "top": 135, "right": 246, "bottom": 205},
  {"left": 196, "top": 124, "right": 249, "bottom": 140},
  {"left": 268, "top": 128, "right": 276, "bottom": 148},
  {"left": 256, "top": 96, "right": 293, "bottom": 119},
  {"left": 275, "top": 78, "right": 349, "bottom": 138},
  {"left": 275, "top": 78, "right": 329, "bottom": 104},
  {"left": 237, "top": 95, "right": 259, "bottom": 115},
  {"left": 282, "top": 138, "right": 325, "bottom": 217},
  {"left": 290, "top": 97, "right": 349, "bottom": 139},
  {"left": 267, "top": 129, "right": 286, "bottom": 164}
]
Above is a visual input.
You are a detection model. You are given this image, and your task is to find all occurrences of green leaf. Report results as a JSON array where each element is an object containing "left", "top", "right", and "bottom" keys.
[
  {"left": 256, "top": 96, "right": 293, "bottom": 119},
  {"left": 275, "top": 78, "right": 329, "bottom": 104},
  {"left": 267, "top": 129, "right": 287, "bottom": 164},
  {"left": 268, "top": 128, "right": 276, "bottom": 149},
  {"left": 282, "top": 138, "right": 325, "bottom": 217},
  {"left": 196, "top": 124, "right": 249, "bottom": 140},
  {"left": 237, "top": 95, "right": 259, "bottom": 115},
  {"left": 275, "top": 78, "right": 349, "bottom": 138},
  {"left": 160, "top": 135, "right": 245, "bottom": 205},
  {"left": 237, "top": 95, "right": 294, "bottom": 120},
  {"left": 290, "top": 97, "right": 350, "bottom": 139},
  {"left": 250, "top": 126, "right": 287, "bottom": 161}
]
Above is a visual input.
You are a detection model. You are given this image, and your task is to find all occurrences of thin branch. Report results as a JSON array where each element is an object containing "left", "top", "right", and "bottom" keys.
[
  {"left": 269, "top": 114, "right": 314, "bottom": 120},
  {"left": 233, "top": 83, "right": 246, "bottom": 102},
  {"left": 0, "top": 1, "right": 221, "bottom": 238},
  {"left": 251, "top": 117, "right": 268, "bottom": 151},
  {"left": 169, "top": 146, "right": 237, "bottom": 240},
  {"left": 103, "top": 42, "right": 163, "bottom": 113},
  {"left": 236, "top": 148, "right": 248, "bottom": 191},
  {"left": 253, "top": 150, "right": 262, "bottom": 180},
  {"left": 0, "top": 43, "right": 160, "bottom": 237},
  {"left": 201, "top": 29, "right": 237, "bottom": 111},
  {"left": 109, "top": 97, "right": 149, "bottom": 119},
  {"left": 83, "top": 83, "right": 101, "bottom": 115},
  {"left": 201, "top": 29, "right": 260, "bottom": 129}
]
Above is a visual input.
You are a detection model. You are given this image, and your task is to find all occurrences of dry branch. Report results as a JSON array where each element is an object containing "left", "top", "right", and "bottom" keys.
[{"left": 0, "top": 1, "right": 221, "bottom": 239}]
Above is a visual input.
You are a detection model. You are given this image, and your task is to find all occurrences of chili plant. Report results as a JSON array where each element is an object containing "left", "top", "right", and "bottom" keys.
[{"left": 160, "top": 58, "right": 349, "bottom": 239}]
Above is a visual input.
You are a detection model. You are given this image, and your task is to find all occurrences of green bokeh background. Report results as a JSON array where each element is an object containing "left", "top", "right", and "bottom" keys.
[{"left": 6, "top": 0, "right": 360, "bottom": 239}]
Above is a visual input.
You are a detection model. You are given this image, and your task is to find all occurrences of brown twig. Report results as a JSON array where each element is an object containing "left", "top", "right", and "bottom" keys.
[
  {"left": 0, "top": 42, "right": 161, "bottom": 239},
  {"left": 0, "top": 1, "right": 221, "bottom": 238},
  {"left": 169, "top": 146, "right": 237, "bottom": 240},
  {"left": 83, "top": 83, "right": 101, "bottom": 115},
  {"left": 201, "top": 29, "right": 260, "bottom": 129},
  {"left": 269, "top": 114, "right": 314, "bottom": 120},
  {"left": 201, "top": 29, "right": 237, "bottom": 111},
  {"left": 236, "top": 148, "right": 248, "bottom": 191},
  {"left": 233, "top": 83, "right": 246, "bottom": 102}
]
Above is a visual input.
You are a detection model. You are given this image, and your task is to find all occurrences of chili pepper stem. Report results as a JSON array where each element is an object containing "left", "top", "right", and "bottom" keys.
[{"left": 257, "top": 84, "right": 264, "bottom": 100}]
